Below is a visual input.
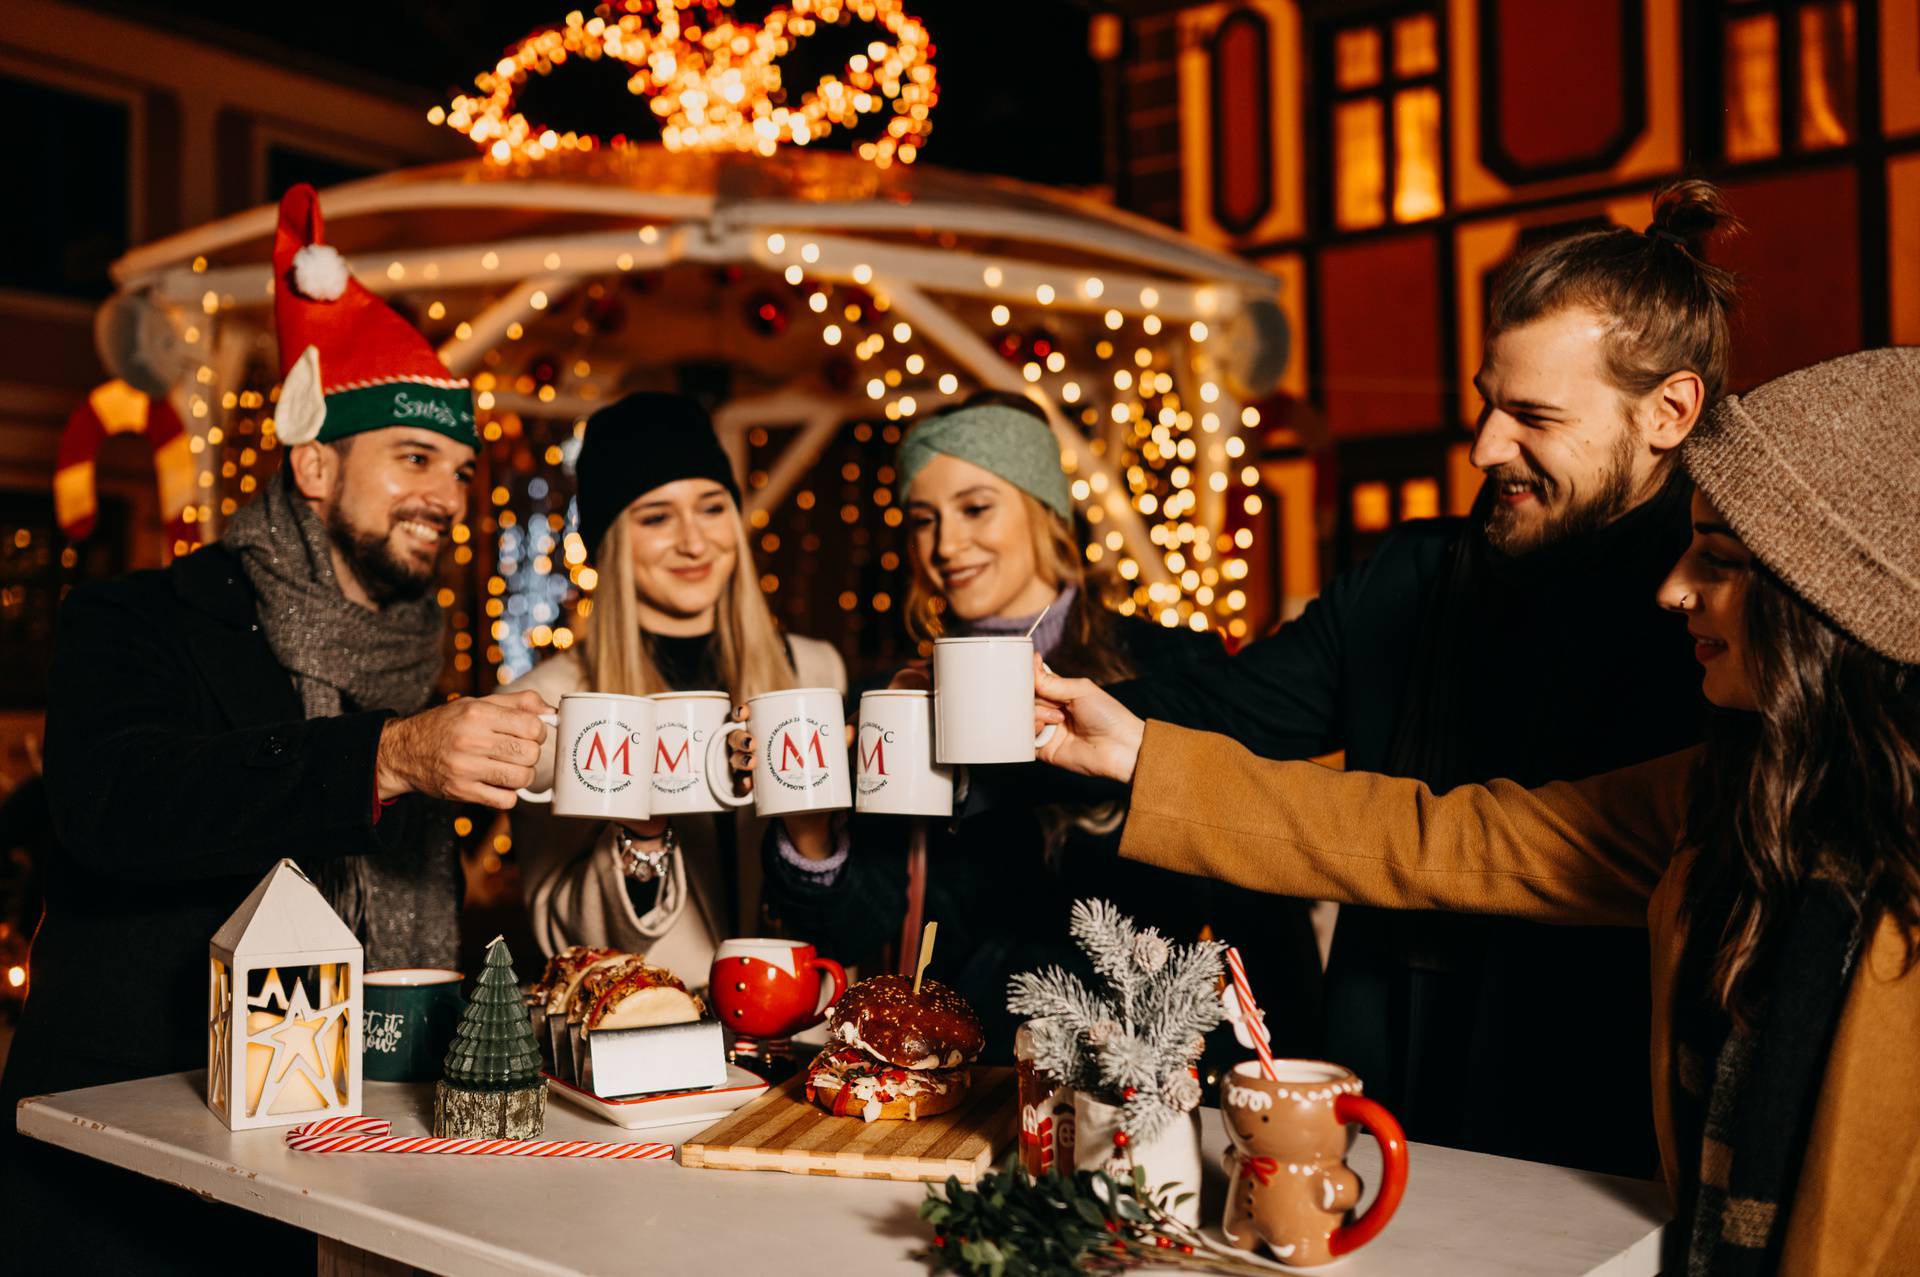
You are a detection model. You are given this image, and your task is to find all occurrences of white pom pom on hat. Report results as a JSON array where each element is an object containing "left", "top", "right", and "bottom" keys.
[{"left": 291, "top": 243, "right": 348, "bottom": 302}]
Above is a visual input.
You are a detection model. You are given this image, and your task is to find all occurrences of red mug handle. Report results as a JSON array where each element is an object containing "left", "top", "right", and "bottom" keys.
[
  {"left": 797, "top": 955, "right": 847, "bottom": 1030},
  {"left": 1329, "top": 1094, "right": 1409, "bottom": 1257}
]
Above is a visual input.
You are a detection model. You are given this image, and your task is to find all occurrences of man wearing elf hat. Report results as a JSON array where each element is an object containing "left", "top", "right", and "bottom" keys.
[{"left": 4, "top": 189, "right": 551, "bottom": 1256}]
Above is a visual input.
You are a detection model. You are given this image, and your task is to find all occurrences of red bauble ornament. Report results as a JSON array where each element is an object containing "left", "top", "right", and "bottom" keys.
[
  {"left": 1122, "top": 1087, "right": 1137, "bottom": 1099},
  {"left": 744, "top": 289, "right": 790, "bottom": 337},
  {"left": 1112, "top": 1130, "right": 1130, "bottom": 1148}
]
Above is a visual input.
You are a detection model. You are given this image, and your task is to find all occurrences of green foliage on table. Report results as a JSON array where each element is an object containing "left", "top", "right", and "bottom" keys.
[
  {"left": 1007, "top": 899, "right": 1224, "bottom": 1142},
  {"left": 920, "top": 1163, "right": 1274, "bottom": 1276}
]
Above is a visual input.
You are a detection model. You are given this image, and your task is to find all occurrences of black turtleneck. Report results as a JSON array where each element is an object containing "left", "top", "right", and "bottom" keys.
[{"left": 645, "top": 631, "right": 722, "bottom": 692}]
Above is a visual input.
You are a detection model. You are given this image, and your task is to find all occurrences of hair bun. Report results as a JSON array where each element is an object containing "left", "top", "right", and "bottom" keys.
[{"left": 1647, "top": 178, "right": 1742, "bottom": 257}]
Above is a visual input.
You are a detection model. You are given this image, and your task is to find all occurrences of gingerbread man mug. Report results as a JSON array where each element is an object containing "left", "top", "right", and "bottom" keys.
[{"left": 1220, "top": 1060, "right": 1408, "bottom": 1267}]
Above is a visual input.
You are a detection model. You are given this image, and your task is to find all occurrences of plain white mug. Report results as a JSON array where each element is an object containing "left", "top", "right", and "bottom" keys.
[
  {"left": 716, "top": 687, "right": 852, "bottom": 817},
  {"left": 933, "top": 637, "right": 1056, "bottom": 764},
  {"left": 519, "top": 692, "right": 657, "bottom": 822},
  {"left": 647, "top": 691, "right": 739, "bottom": 815},
  {"left": 854, "top": 690, "right": 954, "bottom": 817}
]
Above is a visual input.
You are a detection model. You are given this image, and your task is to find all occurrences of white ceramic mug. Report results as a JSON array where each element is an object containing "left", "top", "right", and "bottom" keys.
[
  {"left": 647, "top": 691, "right": 740, "bottom": 815},
  {"left": 855, "top": 690, "right": 954, "bottom": 817},
  {"left": 932, "top": 636, "right": 1056, "bottom": 764},
  {"left": 716, "top": 687, "right": 852, "bottom": 817},
  {"left": 519, "top": 692, "right": 658, "bottom": 821}
]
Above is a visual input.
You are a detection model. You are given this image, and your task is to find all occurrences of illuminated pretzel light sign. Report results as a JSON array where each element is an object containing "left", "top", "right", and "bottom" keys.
[{"left": 435, "top": 0, "right": 938, "bottom": 168}]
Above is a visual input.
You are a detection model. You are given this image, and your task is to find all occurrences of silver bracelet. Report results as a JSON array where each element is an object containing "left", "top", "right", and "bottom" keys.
[{"left": 613, "top": 823, "right": 676, "bottom": 883}]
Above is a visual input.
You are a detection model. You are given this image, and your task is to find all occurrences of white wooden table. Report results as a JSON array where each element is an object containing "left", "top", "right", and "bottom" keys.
[{"left": 16, "top": 1072, "right": 1668, "bottom": 1276}]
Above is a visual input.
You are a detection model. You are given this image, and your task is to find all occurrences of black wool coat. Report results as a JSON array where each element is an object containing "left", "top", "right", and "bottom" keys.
[
  {"left": 1108, "top": 483, "right": 1703, "bottom": 1178},
  {"left": 1, "top": 543, "right": 420, "bottom": 1109}
]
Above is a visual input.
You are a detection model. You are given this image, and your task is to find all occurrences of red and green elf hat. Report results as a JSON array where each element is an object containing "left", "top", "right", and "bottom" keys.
[{"left": 271, "top": 184, "right": 475, "bottom": 448}]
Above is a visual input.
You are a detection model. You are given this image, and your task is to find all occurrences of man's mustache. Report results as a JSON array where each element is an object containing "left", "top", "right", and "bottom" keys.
[{"left": 389, "top": 509, "right": 453, "bottom": 533}]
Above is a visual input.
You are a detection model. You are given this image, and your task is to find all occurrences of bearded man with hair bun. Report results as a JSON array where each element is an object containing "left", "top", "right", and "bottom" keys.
[{"left": 1109, "top": 180, "right": 1743, "bottom": 1178}]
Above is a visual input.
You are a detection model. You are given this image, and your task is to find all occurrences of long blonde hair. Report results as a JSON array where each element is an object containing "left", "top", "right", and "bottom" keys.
[{"left": 582, "top": 502, "right": 797, "bottom": 700}]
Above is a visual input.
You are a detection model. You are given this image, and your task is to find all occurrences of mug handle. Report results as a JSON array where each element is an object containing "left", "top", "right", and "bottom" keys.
[
  {"left": 798, "top": 955, "right": 848, "bottom": 1030},
  {"left": 517, "top": 712, "right": 561, "bottom": 802},
  {"left": 702, "top": 718, "right": 756, "bottom": 809},
  {"left": 1328, "top": 1094, "right": 1409, "bottom": 1257}
]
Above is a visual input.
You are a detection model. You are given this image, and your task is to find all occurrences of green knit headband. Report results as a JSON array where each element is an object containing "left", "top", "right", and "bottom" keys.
[{"left": 894, "top": 404, "right": 1073, "bottom": 518}]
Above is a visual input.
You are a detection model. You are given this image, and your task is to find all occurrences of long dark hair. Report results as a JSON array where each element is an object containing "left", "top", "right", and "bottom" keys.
[{"left": 1682, "top": 564, "right": 1920, "bottom": 1016}]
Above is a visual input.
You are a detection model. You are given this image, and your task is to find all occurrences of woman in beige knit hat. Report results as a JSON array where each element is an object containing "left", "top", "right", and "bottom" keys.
[{"left": 1032, "top": 346, "right": 1920, "bottom": 1275}]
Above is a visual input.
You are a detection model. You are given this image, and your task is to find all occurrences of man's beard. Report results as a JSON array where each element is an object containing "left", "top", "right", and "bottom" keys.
[
  {"left": 325, "top": 506, "right": 443, "bottom": 606},
  {"left": 1480, "top": 423, "right": 1638, "bottom": 557}
]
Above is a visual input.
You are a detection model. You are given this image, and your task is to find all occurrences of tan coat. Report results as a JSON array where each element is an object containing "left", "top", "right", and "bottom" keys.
[
  {"left": 1119, "top": 722, "right": 1920, "bottom": 1274},
  {"left": 504, "top": 637, "right": 845, "bottom": 978}
]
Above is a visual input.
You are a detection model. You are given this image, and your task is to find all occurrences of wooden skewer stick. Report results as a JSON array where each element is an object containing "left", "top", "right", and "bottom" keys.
[{"left": 912, "top": 920, "right": 938, "bottom": 995}]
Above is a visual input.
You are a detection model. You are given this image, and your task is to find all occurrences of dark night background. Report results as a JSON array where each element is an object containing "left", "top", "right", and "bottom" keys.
[{"left": 103, "top": 0, "right": 1109, "bottom": 186}]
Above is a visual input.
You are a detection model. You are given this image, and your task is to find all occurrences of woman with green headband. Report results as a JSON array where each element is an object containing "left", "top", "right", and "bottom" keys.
[{"left": 761, "top": 394, "right": 1326, "bottom": 1058}]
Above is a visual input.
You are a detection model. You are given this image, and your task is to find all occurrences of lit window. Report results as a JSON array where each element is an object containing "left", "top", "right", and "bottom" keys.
[
  {"left": 1400, "top": 477, "right": 1441, "bottom": 521},
  {"left": 1325, "top": 10, "right": 1443, "bottom": 232},
  {"left": 1351, "top": 482, "right": 1393, "bottom": 533},
  {"left": 1719, "top": 2, "right": 1855, "bottom": 164}
]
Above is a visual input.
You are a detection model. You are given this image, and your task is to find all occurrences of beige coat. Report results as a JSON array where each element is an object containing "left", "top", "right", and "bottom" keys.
[
  {"left": 504, "top": 637, "right": 845, "bottom": 978},
  {"left": 1119, "top": 721, "right": 1920, "bottom": 1275}
]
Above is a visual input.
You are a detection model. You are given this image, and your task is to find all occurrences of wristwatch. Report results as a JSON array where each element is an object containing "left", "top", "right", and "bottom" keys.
[{"left": 613, "top": 822, "right": 676, "bottom": 883}]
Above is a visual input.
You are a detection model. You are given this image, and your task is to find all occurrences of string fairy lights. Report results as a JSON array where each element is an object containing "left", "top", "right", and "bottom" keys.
[{"left": 435, "top": 0, "right": 938, "bottom": 168}]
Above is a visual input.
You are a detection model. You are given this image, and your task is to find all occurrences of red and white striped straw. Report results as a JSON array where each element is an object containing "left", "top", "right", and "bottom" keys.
[
  {"left": 284, "top": 1116, "right": 673, "bottom": 1161},
  {"left": 1225, "top": 946, "right": 1279, "bottom": 1082}
]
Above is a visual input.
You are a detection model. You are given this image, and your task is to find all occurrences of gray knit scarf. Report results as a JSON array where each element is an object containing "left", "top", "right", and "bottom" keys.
[{"left": 222, "top": 470, "right": 460, "bottom": 968}]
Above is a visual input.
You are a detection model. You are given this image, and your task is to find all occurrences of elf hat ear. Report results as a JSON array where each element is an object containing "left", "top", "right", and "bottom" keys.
[{"left": 277, "top": 346, "right": 326, "bottom": 445}]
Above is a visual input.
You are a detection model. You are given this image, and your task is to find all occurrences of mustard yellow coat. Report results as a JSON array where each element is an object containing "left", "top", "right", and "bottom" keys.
[{"left": 1119, "top": 722, "right": 1920, "bottom": 1275}]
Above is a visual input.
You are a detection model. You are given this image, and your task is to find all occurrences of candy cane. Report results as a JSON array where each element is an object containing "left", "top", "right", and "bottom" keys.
[
  {"left": 284, "top": 1116, "right": 673, "bottom": 1160},
  {"left": 1225, "top": 946, "right": 1279, "bottom": 1082}
]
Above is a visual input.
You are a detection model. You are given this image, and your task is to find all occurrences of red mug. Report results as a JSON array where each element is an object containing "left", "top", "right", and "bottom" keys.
[{"left": 708, "top": 938, "right": 847, "bottom": 1039}]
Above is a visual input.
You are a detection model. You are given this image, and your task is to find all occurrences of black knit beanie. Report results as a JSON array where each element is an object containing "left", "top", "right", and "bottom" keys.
[{"left": 574, "top": 392, "right": 742, "bottom": 559}]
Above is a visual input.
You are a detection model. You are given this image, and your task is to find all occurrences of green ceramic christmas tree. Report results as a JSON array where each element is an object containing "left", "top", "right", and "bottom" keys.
[{"left": 433, "top": 936, "right": 547, "bottom": 1138}]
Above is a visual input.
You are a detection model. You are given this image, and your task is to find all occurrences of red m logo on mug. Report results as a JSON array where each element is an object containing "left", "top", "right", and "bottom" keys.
[
  {"left": 778, "top": 729, "right": 828, "bottom": 771},
  {"left": 859, "top": 735, "right": 888, "bottom": 776},
  {"left": 582, "top": 731, "right": 633, "bottom": 776},
  {"left": 655, "top": 737, "right": 691, "bottom": 774}
]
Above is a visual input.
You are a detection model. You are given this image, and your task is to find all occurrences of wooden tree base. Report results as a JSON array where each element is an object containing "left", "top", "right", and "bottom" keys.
[{"left": 432, "top": 1079, "right": 547, "bottom": 1139}]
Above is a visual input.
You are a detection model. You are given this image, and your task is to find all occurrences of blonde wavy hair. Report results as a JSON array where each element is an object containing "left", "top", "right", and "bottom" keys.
[
  {"left": 581, "top": 501, "right": 797, "bottom": 700},
  {"left": 903, "top": 485, "right": 1134, "bottom": 685}
]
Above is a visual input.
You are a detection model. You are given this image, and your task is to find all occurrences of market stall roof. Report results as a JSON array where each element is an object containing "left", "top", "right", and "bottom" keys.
[{"left": 111, "top": 146, "right": 1280, "bottom": 299}]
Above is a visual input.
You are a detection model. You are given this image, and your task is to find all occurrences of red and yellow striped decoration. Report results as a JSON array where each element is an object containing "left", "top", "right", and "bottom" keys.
[{"left": 55, "top": 380, "right": 195, "bottom": 551}]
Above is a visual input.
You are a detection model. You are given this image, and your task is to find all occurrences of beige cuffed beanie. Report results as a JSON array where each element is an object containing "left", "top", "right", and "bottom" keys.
[{"left": 1681, "top": 346, "right": 1920, "bottom": 665}]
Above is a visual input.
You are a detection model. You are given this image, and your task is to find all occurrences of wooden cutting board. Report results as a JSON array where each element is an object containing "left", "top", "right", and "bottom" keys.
[{"left": 680, "top": 1066, "right": 1015, "bottom": 1183}]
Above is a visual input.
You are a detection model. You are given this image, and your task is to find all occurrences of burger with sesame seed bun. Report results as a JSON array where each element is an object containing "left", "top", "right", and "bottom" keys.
[{"left": 804, "top": 973, "right": 984, "bottom": 1122}]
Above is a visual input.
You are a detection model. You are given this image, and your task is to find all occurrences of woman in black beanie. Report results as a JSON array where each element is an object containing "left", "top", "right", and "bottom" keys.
[{"left": 505, "top": 392, "right": 846, "bottom": 976}]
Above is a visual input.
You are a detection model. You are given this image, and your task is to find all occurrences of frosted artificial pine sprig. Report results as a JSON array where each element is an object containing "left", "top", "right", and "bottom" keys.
[{"left": 1007, "top": 898, "right": 1225, "bottom": 1142}]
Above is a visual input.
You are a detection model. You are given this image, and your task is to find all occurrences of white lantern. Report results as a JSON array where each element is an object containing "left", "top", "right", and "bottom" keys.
[{"left": 207, "top": 859, "right": 362, "bottom": 1130}]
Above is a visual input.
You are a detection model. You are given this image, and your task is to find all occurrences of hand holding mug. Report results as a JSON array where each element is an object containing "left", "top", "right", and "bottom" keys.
[
  {"left": 376, "top": 690, "right": 553, "bottom": 809},
  {"left": 724, "top": 703, "right": 839, "bottom": 860},
  {"left": 1032, "top": 657, "right": 1145, "bottom": 783}
]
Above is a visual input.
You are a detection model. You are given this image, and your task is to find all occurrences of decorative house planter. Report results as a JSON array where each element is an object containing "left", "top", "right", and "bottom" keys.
[
  {"left": 1074, "top": 1092, "right": 1205, "bottom": 1227},
  {"left": 207, "top": 859, "right": 361, "bottom": 1130}
]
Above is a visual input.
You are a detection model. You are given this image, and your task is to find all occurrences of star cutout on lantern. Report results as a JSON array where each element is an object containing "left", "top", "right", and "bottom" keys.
[
  {"left": 246, "top": 977, "right": 352, "bottom": 1116},
  {"left": 246, "top": 966, "right": 290, "bottom": 1014},
  {"left": 209, "top": 966, "right": 232, "bottom": 1109}
]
